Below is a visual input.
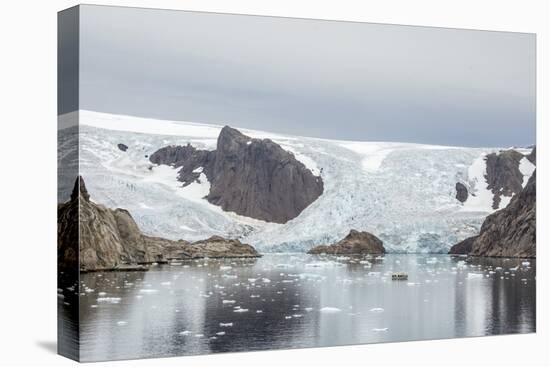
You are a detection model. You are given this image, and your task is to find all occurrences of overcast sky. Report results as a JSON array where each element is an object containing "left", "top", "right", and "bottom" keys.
[{"left": 76, "top": 5, "right": 535, "bottom": 147}]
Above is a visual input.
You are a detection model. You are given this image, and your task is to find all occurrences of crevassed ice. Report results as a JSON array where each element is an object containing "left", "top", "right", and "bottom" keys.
[{"left": 66, "top": 111, "right": 533, "bottom": 254}]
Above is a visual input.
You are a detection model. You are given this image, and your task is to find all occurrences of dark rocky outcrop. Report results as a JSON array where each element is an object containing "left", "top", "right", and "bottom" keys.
[
  {"left": 527, "top": 146, "right": 536, "bottom": 164},
  {"left": 449, "top": 171, "right": 536, "bottom": 258},
  {"left": 58, "top": 177, "right": 260, "bottom": 272},
  {"left": 150, "top": 126, "right": 324, "bottom": 223},
  {"left": 117, "top": 143, "right": 128, "bottom": 152},
  {"left": 485, "top": 149, "right": 525, "bottom": 209},
  {"left": 455, "top": 182, "right": 468, "bottom": 203},
  {"left": 307, "top": 230, "right": 386, "bottom": 255},
  {"left": 448, "top": 235, "right": 477, "bottom": 255}
]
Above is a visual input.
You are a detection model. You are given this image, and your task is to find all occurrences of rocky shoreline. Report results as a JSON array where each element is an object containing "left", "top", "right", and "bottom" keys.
[
  {"left": 58, "top": 177, "right": 260, "bottom": 273},
  {"left": 449, "top": 170, "right": 536, "bottom": 258}
]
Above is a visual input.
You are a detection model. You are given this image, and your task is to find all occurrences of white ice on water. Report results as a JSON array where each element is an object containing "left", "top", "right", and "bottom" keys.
[{"left": 72, "top": 110, "right": 534, "bottom": 253}]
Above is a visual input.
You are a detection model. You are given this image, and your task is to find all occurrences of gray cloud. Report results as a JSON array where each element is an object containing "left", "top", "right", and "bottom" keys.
[{"left": 78, "top": 5, "right": 535, "bottom": 147}]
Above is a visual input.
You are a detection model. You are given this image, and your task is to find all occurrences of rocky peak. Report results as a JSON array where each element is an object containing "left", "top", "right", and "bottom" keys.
[
  {"left": 70, "top": 175, "right": 90, "bottom": 202},
  {"left": 150, "top": 126, "right": 324, "bottom": 223}
]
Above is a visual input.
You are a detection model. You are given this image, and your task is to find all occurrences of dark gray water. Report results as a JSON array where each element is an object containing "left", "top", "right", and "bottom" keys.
[{"left": 71, "top": 254, "right": 535, "bottom": 362}]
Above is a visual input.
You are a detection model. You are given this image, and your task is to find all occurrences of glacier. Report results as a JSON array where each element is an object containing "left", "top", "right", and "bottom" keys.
[{"left": 58, "top": 110, "right": 534, "bottom": 254}]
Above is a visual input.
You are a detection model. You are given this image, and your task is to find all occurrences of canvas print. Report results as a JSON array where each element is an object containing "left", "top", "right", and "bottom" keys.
[{"left": 58, "top": 5, "right": 536, "bottom": 362}]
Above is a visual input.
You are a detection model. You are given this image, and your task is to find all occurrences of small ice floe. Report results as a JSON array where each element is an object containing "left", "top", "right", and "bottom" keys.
[
  {"left": 256, "top": 310, "right": 263, "bottom": 313},
  {"left": 97, "top": 297, "right": 121, "bottom": 304},
  {"left": 220, "top": 266, "right": 232, "bottom": 271},
  {"left": 276, "top": 264, "right": 292, "bottom": 269},
  {"left": 250, "top": 295, "right": 260, "bottom": 298},
  {"left": 84, "top": 288, "right": 94, "bottom": 293},
  {"left": 223, "top": 274, "right": 238, "bottom": 279},
  {"left": 285, "top": 316, "right": 292, "bottom": 319},
  {"left": 195, "top": 334, "right": 204, "bottom": 338},
  {"left": 370, "top": 307, "right": 384, "bottom": 313},
  {"left": 372, "top": 327, "right": 389, "bottom": 332},
  {"left": 407, "top": 282, "right": 416, "bottom": 287},
  {"left": 320, "top": 307, "right": 342, "bottom": 313},
  {"left": 222, "top": 300, "right": 236, "bottom": 304},
  {"left": 234, "top": 308, "right": 249, "bottom": 313},
  {"left": 90, "top": 305, "right": 98, "bottom": 308},
  {"left": 161, "top": 282, "right": 171, "bottom": 286},
  {"left": 262, "top": 278, "right": 271, "bottom": 283},
  {"left": 247, "top": 278, "right": 257, "bottom": 283},
  {"left": 367, "top": 272, "right": 381, "bottom": 277},
  {"left": 216, "top": 331, "right": 226, "bottom": 336},
  {"left": 116, "top": 321, "right": 128, "bottom": 326},
  {"left": 219, "top": 323, "right": 233, "bottom": 327},
  {"left": 139, "top": 289, "right": 158, "bottom": 294},
  {"left": 426, "top": 257, "right": 438, "bottom": 264},
  {"left": 510, "top": 266, "right": 519, "bottom": 271},
  {"left": 293, "top": 314, "right": 303, "bottom": 318},
  {"left": 98, "top": 292, "right": 107, "bottom": 297},
  {"left": 305, "top": 307, "right": 314, "bottom": 312},
  {"left": 467, "top": 273, "right": 484, "bottom": 280},
  {"left": 522, "top": 261, "right": 531, "bottom": 266}
]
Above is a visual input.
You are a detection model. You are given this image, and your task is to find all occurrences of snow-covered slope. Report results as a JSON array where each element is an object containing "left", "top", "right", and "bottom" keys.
[{"left": 59, "top": 110, "right": 534, "bottom": 253}]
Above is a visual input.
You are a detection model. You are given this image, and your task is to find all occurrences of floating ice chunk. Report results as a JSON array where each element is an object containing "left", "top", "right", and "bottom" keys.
[
  {"left": 222, "top": 300, "right": 236, "bottom": 304},
  {"left": 522, "top": 261, "right": 530, "bottom": 266},
  {"left": 220, "top": 265, "right": 232, "bottom": 271},
  {"left": 98, "top": 292, "right": 107, "bottom": 296},
  {"left": 195, "top": 334, "right": 204, "bottom": 338},
  {"left": 426, "top": 257, "right": 438, "bottom": 264},
  {"left": 161, "top": 282, "right": 171, "bottom": 286},
  {"left": 216, "top": 331, "right": 226, "bottom": 336},
  {"left": 116, "top": 321, "right": 127, "bottom": 326},
  {"left": 248, "top": 278, "right": 257, "bottom": 283},
  {"left": 139, "top": 289, "right": 158, "bottom": 294},
  {"left": 372, "top": 328, "right": 389, "bottom": 332},
  {"left": 285, "top": 316, "right": 292, "bottom": 319},
  {"left": 320, "top": 307, "right": 342, "bottom": 313},
  {"left": 256, "top": 310, "right": 263, "bottom": 313},
  {"left": 370, "top": 308, "right": 384, "bottom": 313},
  {"left": 276, "top": 264, "right": 292, "bottom": 269},
  {"left": 262, "top": 278, "right": 271, "bottom": 283},
  {"left": 305, "top": 307, "right": 314, "bottom": 312},
  {"left": 97, "top": 297, "right": 121, "bottom": 304},
  {"left": 234, "top": 308, "right": 249, "bottom": 313},
  {"left": 293, "top": 314, "right": 303, "bottom": 318},
  {"left": 90, "top": 305, "right": 98, "bottom": 308},
  {"left": 467, "top": 273, "right": 483, "bottom": 280},
  {"left": 219, "top": 323, "right": 233, "bottom": 327}
]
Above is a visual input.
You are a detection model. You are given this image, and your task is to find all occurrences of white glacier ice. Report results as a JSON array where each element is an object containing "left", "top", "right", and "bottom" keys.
[{"left": 68, "top": 110, "right": 534, "bottom": 254}]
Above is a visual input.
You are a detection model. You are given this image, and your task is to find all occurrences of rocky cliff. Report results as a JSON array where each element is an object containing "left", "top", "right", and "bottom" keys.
[
  {"left": 58, "top": 177, "right": 260, "bottom": 272},
  {"left": 449, "top": 170, "right": 536, "bottom": 258},
  {"left": 454, "top": 148, "right": 535, "bottom": 208},
  {"left": 150, "top": 126, "right": 324, "bottom": 223},
  {"left": 307, "top": 230, "right": 386, "bottom": 255}
]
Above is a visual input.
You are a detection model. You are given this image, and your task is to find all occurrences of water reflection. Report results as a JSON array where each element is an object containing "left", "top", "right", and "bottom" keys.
[{"left": 76, "top": 254, "right": 535, "bottom": 362}]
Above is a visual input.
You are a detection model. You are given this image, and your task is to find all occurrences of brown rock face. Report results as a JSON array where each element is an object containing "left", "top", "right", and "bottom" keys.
[
  {"left": 307, "top": 230, "right": 386, "bottom": 255},
  {"left": 149, "top": 126, "right": 324, "bottom": 224},
  {"left": 449, "top": 171, "right": 536, "bottom": 258},
  {"left": 448, "top": 235, "right": 477, "bottom": 255},
  {"left": 485, "top": 149, "right": 525, "bottom": 209},
  {"left": 58, "top": 177, "right": 260, "bottom": 272}
]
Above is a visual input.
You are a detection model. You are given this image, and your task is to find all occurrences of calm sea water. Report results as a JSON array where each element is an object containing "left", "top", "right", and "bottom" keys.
[{"left": 65, "top": 254, "right": 535, "bottom": 362}]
